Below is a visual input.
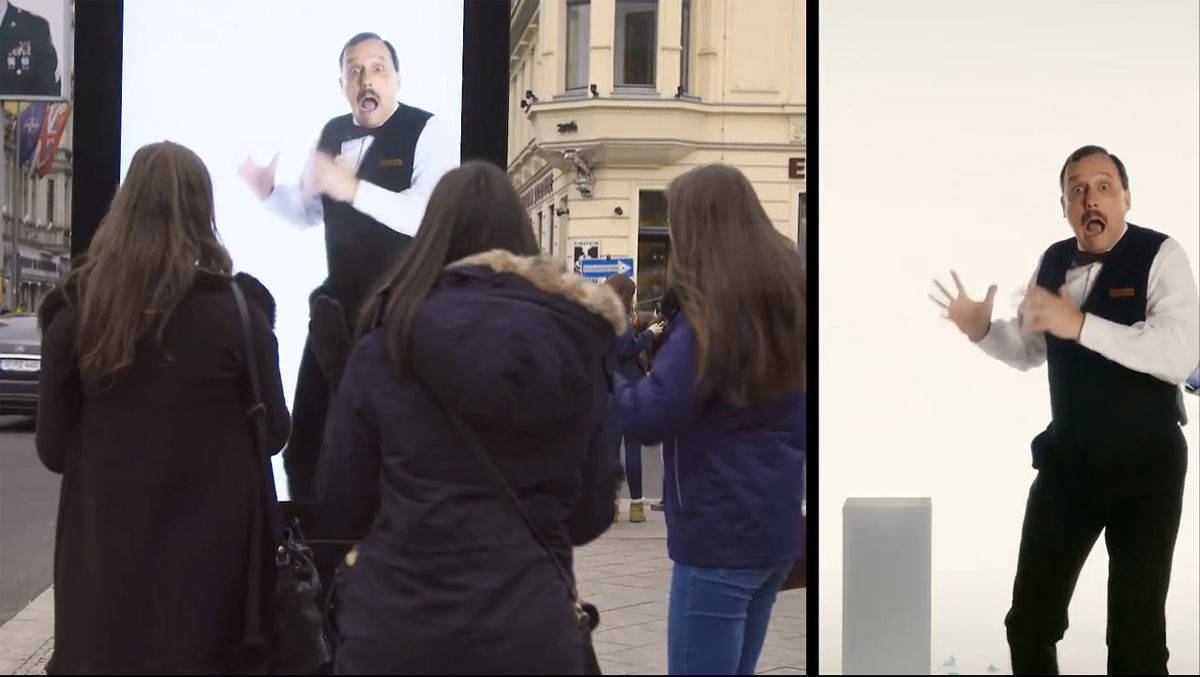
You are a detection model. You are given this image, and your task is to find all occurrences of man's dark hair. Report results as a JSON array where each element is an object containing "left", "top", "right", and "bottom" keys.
[
  {"left": 340, "top": 32, "right": 399, "bottom": 72},
  {"left": 1059, "top": 145, "right": 1129, "bottom": 192}
]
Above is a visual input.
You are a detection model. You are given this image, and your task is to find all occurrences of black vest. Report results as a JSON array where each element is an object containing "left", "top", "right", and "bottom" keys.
[
  {"left": 316, "top": 103, "right": 432, "bottom": 312},
  {"left": 1035, "top": 223, "right": 1181, "bottom": 448}
]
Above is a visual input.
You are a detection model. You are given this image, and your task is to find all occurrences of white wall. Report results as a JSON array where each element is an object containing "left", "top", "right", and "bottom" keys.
[
  {"left": 121, "top": 0, "right": 464, "bottom": 496},
  {"left": 819, "top": 1, "right": 1199, "bottom": 674}
]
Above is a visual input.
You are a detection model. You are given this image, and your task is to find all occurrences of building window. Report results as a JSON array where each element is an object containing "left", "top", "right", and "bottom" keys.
[
  {"left": 637, "top": 189, "right": 669, "bottom": 314},
  {"left": 680, "top": 0, "right": 691, "bottom": 93},
  {"left": 565, "top": 0, "right": 591, "bottom": 90},
  {"left": 537, "top": 210, "right": 545, "bottom": 250},
  {"left": 47, "top": 179, "right": 55, "bottom": 223},
  {"left": 615, "top": 0, "right": 657, "bottom": 87}
]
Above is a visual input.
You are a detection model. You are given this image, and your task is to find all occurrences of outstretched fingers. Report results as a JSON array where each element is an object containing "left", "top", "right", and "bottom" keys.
[
  {"left": 950, "top": 270, "right": 968, "bottom": 297},
  {"left": 933, "top": 278, "right": 955, "bottom": 303}
]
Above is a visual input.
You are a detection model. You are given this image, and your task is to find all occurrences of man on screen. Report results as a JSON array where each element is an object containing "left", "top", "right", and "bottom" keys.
[
  {"left": 1, "top": 0, "right": 60, "bottom": 97},
  {"left": 239, "top": 31, "right": 457, "bottom": 500},
  {"left": 930, "top": 146, "right": 1199, "bottom": 674}
]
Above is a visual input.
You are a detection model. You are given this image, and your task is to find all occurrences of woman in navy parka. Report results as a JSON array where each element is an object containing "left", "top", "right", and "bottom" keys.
[{"left": 318, "top": 162, "right": 626, "bottom": 674}]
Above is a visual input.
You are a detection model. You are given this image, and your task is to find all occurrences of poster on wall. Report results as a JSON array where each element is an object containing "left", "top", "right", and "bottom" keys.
[
  {"left": 0, "top": 0, "right": 71, "bottom": 100},
  {"left": 570, "top": 238, "right": 601, "bottom": 273}
]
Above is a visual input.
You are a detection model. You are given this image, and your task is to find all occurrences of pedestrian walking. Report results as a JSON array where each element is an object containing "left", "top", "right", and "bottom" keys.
[
  {"left": 317, "top": 161, "right": 624, "bottom": 674},
  {"left": 602, "top": 273, "right": 663, "bottom": 523},
  {"left": 611, "top": 164, "right": 806, "bottom": 675},
  {"left": 35, "top": 141, "right": 291, "bottom": 674}
]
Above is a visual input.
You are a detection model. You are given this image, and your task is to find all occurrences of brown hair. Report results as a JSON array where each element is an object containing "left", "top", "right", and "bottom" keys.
[
  {"left": 67, "top": 141, "right": 231, "bottom": 383},
  {"left": 604, "top": 273, "right": 637, "bottom": 319},
  {"left": 360, "top": 161, "right": 540, "bottom": 371},
  {"left": 666, "top": 164, "right": 805, "bottom": 406}
]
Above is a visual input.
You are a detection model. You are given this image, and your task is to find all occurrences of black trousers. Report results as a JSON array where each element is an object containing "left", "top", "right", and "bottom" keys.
[
  {"left": 282, "top": 333, "right": 329, "bottom": 502},
  {"left": 1005, "top": 429, "right": 1188, "bottom": 675}
]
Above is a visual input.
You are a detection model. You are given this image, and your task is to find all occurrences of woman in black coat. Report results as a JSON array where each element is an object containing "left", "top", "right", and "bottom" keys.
[
  {"left": 318, "top": 162, "right": 625, "bottom": 675},
  {"left": 35, "top": 142, "right": 290, "bottom": 674}
]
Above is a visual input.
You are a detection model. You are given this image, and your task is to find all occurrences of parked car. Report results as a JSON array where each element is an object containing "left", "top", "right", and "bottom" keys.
[{"left": 0, "top": 313, "right": 41, "bottom": 416}]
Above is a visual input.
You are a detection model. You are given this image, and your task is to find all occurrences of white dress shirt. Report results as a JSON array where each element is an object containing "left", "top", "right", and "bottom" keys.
[
  {"left": 263, "top": 103, "right": 458, "bottom": 237},
  {"left": 978, "top": 227, "right": 1200, "bottom": 386}
]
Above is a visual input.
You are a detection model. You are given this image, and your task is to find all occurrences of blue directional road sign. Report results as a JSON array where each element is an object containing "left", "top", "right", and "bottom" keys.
[{"left": 579, "top": 257, "right": 635, "bottom": 281}]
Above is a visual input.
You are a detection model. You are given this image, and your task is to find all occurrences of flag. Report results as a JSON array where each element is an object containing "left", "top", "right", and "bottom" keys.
[
  {"left": 16, "top": 101, "right": 46, "bottom": 168},
  {"left": 32, "top": 102, "right": 72, "bottom": 179}
]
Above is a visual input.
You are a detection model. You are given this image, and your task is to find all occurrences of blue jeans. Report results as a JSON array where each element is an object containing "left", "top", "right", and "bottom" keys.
[{"left": 668, "top": 562, "right": 793, "bottom": 675}]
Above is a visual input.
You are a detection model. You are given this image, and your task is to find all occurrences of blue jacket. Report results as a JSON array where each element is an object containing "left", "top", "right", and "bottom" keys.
[
  {"left": 606, "top": 319, "right": 654, "bottom": 383},
  {"left": 612, "top": 313, "right": 804, "bottom": 569}
]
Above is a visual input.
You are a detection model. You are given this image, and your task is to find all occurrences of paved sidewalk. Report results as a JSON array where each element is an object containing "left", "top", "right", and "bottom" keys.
[
  {"left": 0, "top": 587, "right": 53, "bottom": 675},
  {"left": 0, "top": 499, "right": 804, "bottom": 675}
]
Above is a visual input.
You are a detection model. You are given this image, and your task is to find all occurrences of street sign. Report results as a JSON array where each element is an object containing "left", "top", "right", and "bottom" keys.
[{"left": 579, "top": 257, "right": 635, "bottom": 281}]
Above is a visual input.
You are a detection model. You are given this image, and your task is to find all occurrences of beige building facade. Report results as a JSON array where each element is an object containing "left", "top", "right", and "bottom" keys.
[{"left": 508, "top": 0, "right": 805, "bottom": 311}]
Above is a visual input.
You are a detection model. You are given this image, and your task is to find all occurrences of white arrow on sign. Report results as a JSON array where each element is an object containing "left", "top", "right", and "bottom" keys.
[{"left": 617, "top": 260, "right": 633, "bottom": 275}]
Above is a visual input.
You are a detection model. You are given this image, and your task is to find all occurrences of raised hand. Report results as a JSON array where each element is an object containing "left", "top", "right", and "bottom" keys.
[
  {"left": 308, "top": 150, "right": 360, "bottom": 203},
  {"left": 237, "top": 153, "right": 279, "bottom": 199},
  {"left": 930, "top": 271, "right": 997, "bottom": 342},
  {"left": 1020, "top": 284, "right": 1085, "bottom": 340}
]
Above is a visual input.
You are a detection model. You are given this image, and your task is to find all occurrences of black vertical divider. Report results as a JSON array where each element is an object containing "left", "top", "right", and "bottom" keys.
[
  {"left": 462, "top": 0, "right": 510, "bottom": 167},
  {"left": 70, "top": 0, "right": 123, "bottom": 258},
  {"left": 805, "top": 0, "right": 820, "bottom": 669}
]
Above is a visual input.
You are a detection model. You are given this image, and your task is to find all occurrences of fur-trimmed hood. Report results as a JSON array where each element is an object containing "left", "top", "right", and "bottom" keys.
[
  {"left": 395, "top": 249, "right": 624, "bottom": 435},
  {"left": 447, "top": 249, "right": 626, "bottom": 335}
]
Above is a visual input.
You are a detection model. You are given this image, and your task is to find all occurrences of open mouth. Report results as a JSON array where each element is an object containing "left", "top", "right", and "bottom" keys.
[
  {"left": 1081, "top": 210, "right": 1106, "bottom": 236},
  {"left": 358, "top": 93, "right": 380, "bottom": 114}
]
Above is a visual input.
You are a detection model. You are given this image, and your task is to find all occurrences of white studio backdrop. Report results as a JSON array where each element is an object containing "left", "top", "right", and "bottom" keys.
[
  {"left": 818, "top": 1, "right": 1199, "bottom": 674},
  {"left": 121, "top": 0, "right": 464, "bottom": 497}
]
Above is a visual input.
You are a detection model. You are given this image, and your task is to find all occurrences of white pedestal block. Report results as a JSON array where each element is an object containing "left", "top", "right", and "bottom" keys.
[{"left": 843, "top": 497, "right": 932, "bottom": 675}]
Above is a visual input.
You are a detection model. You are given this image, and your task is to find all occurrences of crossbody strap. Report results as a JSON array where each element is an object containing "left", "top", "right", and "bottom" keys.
[
  {"left": 417, "top": 381, "right": 582, "bottom": 608},
  {"left": 231, "top": 279, "right": 285, "bottom": 646}
]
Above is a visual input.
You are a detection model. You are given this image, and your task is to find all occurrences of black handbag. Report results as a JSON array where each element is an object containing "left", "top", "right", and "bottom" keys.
[
  {"left": 230, "top": 280, "right": 332, "bottom": 675},
  {"left": 418, "top": 381, "right": 602, "bottom": 675}
]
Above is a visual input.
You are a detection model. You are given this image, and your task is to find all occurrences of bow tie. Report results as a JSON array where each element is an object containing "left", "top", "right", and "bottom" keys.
[{"left": 1072, "top": 249, "right": 1108, "bottom": 267}]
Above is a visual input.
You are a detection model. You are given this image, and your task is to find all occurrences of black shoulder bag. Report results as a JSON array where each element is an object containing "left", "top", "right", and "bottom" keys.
[
  {"left": 230, "top": 280, "right": 332, "bottom": 675},
  {"left": 420, "top": 382, "right": 602, "bottom": 675}
]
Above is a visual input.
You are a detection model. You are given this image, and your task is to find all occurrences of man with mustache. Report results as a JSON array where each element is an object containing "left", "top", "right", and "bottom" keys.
[
  {"left": 931, "top": 145, "right": 1199, "bottom": 674},
  {"left": 239, "top": 32, "right": 456, "bottom": 500}
]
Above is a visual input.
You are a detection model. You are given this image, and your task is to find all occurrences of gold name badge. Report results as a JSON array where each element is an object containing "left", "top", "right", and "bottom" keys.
[
  {"left": 379, "top": 158, "right": 405, "bottom": 167},
  {"left": 1109, "top": 287, "right": 1136, "bottom": 298}
]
